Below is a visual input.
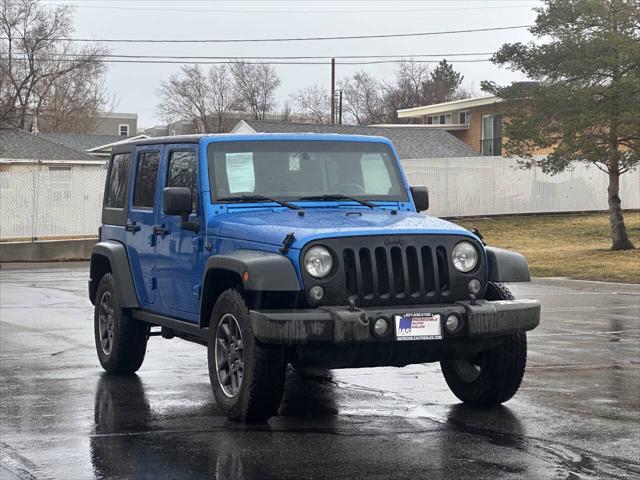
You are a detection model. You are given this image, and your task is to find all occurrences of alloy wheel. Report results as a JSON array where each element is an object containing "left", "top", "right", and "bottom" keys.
[
  {"left": 98, "top": 291, "right": 115, "bottom": 355},
  {"left": 215, "top": 313, "right": 245, "bottom": 398}
]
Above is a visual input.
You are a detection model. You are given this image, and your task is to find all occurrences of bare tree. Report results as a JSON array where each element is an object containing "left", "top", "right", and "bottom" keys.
[
  {"left": 230, "top": 61, "right": 280, "bottom": 119},
  {"left": 380, "top": 60, "right": 470, "bottom": 123},
  {"left": 35, "top": 58, "right": 108, "bottom": 132},
  {"left": 0, "top": 0, "right": 107, "bottom": 129},
  {"left": 278, "top": 100, "right": 293, "bottom": 122},
  {"left": 157, "top": 64, "right": 235, "bottom": 133},
  {"left": 207, "top": 64, "right": 234, "bottom": 132},
  {"left": 291, "top": 85, "right": 329, "bottom": 124},
  {"left": 157, "top": 65, "right": 210, "bottom": 133},
  {"left": 340, "top": 71, "right": 384, "bottom": 125}
]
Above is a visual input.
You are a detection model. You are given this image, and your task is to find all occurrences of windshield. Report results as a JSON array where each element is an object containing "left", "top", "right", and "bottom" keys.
[{"left": 207, "top": 140, "right": 407, "bottom": 203}]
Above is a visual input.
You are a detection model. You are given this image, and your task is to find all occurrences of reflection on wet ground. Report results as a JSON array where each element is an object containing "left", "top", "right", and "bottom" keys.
[{"left": 1, "top": 264, "right": 639, "bottom": 479}]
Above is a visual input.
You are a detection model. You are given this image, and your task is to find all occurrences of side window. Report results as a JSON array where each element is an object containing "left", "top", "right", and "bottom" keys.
[
  {"left": 133, "top": 151, "right": 160, "bottom": 209},
  {"left": 167, "top": 150, "right": 198, "bottom": 212},
  {"left": 105, "top": 153, "right": 132, "bottom": 208}
]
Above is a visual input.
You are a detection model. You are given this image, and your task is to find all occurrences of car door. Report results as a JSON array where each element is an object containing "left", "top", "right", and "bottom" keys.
[
  {"left": 154, "top": 146, "right": 202, "bottom": 319},
  {"left": 126, "top": 147, "right": 162, "bottom": 307}
]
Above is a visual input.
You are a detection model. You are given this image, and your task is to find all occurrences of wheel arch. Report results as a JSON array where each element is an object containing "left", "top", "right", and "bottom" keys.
[
  {"left": 89, "top": 241, "right": 139, "bottom": 308},
  {"left": 199, "top": 250, "right": 302, "bottom": 328}
]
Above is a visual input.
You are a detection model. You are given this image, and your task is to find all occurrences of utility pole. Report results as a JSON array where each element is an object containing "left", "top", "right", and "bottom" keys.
[
  {"left": 330, "top": 58, "right": 335, "bottom": 124},
  {"left": 338, "top": 89, "right": 343, "bottom": 125}
]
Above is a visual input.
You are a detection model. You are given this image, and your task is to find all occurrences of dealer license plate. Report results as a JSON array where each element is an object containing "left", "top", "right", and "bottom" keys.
[{"left": 394, "top": 313, "right": 442, "bottom": 341}]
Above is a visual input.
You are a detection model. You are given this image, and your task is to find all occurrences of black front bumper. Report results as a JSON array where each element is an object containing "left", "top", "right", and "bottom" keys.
[{"left": 249, "top": 299, "right": 540, "bottom": 345}]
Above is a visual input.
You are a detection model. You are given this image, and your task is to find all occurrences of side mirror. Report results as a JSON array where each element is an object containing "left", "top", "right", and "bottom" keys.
[
  {"left": 410, "top": 186, "right": 429, "bottom": 212},
  {"left": 163, "top": 187, "right": 192, "bottom": 216}
]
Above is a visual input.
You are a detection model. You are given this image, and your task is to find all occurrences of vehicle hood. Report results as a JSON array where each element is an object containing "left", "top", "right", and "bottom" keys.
[{"left": 209, "top": 208, "right": 476, "bottom": 249}]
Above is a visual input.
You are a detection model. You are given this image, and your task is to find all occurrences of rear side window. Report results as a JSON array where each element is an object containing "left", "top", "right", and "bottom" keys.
[
  {"left": 133, "top": 151, "right": 160, "bottom": 208},
  {"left": 105, "top": 153, "right": 132, "bottom": 208},
  {"left": 167, "top": 150, "right": 198, "bottom": 212}
]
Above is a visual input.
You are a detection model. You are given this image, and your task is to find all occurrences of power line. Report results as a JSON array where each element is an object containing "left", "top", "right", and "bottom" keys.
[
  {"left": 41, "top": 0, "right": 536, "bottom": 2},
  {"left": 40, "top": 0, "right": 537, "bottom": 2},
  {"left": 0, "top": 56, "right": 493, "bottom": 65},
  {"left": 55, "top": 3, "right": 537, "bottom": 13},
  {"left": 8, "top": 52, "right": 494, "bottom": 60},
  {"left": 0, "top": 25, "right": 530, "bottom": 44}
]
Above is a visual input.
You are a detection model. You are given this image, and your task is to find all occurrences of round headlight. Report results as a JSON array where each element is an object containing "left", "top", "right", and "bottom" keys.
[
  {"left": 452, "top": 241, "right": 478, "bottom": 273},
  {"left": 304, "top": 246, "right": 333, "bottom": 278}
]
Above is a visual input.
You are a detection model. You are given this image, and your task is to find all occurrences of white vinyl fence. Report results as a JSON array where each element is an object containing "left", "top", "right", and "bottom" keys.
[
  {"left": 402, "top": 157, "right": 640, "bottom": 218},
  {"left": 0, "top": 157, "right": 638, "bottom": 241}
]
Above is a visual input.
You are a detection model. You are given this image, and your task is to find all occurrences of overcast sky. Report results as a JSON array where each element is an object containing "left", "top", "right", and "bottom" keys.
[{"left": 51, "top": 0, "right": 541, "bottom": 128}]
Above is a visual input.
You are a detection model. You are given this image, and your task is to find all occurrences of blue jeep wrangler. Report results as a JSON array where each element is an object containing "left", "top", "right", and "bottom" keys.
[{"left": 89, "top": 134, "right": 540, "bottom": 422}]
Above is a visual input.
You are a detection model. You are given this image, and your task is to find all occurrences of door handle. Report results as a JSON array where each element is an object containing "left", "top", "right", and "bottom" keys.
[
  {"left": 152, "top": 225, "right": 170, "bottom": 237},
  {"left": 125, "top": 222, "right": 141, "bottom": 233}
]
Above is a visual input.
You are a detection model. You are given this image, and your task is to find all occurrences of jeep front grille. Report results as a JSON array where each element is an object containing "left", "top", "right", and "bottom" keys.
[
  {"left": 343, "top": 245, "right": 450, "bottom": 302},
  {"left": 301, "top": 235, "right": 485, "bottom": 308}
]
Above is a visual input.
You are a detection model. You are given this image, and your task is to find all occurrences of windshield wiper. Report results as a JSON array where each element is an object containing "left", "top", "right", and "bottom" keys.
[
  {"left": 298, "top": 194, "right": 375, "bottom": 209},
  {"left": 218, "top": 194, "right": 301, "bottom": 210}
]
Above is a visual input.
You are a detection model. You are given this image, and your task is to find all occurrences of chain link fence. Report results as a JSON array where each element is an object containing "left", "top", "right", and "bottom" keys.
[
  {"left": 1, "top": 157, "right": 638, "bottom": 241},
  {"left": 0, "top": 169, "right": 106, "bottom": 241}
]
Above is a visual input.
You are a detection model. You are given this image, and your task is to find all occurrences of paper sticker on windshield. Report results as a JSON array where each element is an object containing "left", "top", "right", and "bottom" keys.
[
  {"left": 395, "top": 313, "right": 442, "bottom": 341},
  {"left": 361, "top": 154, "right": 392, "bottom": 194},
  {"left": 226, "top": 152, "right": 255, "bottom": 193},
  {"left": 289, "top": 153, "right": 302, "bottom": 171}
]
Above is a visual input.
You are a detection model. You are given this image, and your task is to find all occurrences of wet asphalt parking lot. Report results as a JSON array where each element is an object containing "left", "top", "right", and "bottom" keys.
[{"left": 0, "top": 263, "right": 639, "bottom": 480}]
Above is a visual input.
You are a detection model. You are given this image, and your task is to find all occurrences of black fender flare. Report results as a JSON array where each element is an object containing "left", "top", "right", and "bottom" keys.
[
  {"left": 89, "top": 241, "right": 140, "bottom": 308},
  {"left": 199, "top": 250, "right": 302, "bottom": 327},
  {"left": 202, "top": 250, "right": 301, "bottom": 292},
  {"left": 485, "top": 246, "right": 531, "bottom": 283}
]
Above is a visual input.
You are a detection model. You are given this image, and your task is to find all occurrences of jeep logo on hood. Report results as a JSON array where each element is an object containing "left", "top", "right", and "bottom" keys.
[{"left": 383, "top": 238, "right": 406, "bottom": 247}]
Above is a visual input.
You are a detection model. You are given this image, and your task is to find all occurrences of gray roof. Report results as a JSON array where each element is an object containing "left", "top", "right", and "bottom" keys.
[
  {"left": 39, "top": 133, "right": 125, "bottom": 153},
  {"left": 238, "top": 120, "right": 477, "bottom": 158},
  {"left": 0, "top": 124, "right": 97, "bottom": 161}
]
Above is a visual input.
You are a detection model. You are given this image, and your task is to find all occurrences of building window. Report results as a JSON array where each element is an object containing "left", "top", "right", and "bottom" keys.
[
  {"left": 119, "top": 124, "right": 129, "bottom": 136},
  {"left": 426, "top": 114, "right": 455, "bottom": 125},
  {"left": 47, "top": 166, "right": 72, "bottom": 201},
  {"left": 481, "top": 115, "right": 502, "bottom": 156},
  {"left": 459, "top": 111, "right": 470, "bottom": 124}
]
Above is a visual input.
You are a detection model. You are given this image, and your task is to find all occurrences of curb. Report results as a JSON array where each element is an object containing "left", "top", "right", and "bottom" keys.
[{"left": 530, "top": 277, "right": 640, "bottom": 295}]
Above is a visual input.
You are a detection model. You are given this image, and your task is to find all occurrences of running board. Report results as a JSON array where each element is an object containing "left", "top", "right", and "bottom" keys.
[{"left": 132, "top": 310, "right": 208, "bottom": 341}]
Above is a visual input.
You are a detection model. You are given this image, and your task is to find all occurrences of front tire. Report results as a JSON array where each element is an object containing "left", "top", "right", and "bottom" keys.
[
  {"left": 440, "top": 282, "right": 527, "bottom": 406},
  {"left": 208, "top": 289, "right": 286, "bottom": 422},
  {"left": 94, "top": 274, "right": 148, "bottom": 374}
]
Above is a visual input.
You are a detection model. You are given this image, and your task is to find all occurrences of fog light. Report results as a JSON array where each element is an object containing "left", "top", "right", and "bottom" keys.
[
  {"left": 445, "top": 314, "right": 460, "bottom": 333},
  {"left": 468, "top": 279, "right": 482, "bottom": 295},
  {"left": 309, "top": 285, "right": 325, "bottom": 302},
  {"left": 374, "top": 317, "right": 390, "bottom": 337}
]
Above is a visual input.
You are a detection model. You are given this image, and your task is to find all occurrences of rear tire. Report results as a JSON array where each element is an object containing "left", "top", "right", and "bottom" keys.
[
  {"left": 94, "top": 274, "right": 148, "bottom": 374},
  {"left": 440, "top": 282, "right": 527, "bottom": 406},
  {"left": 208, "top": 289, "right": 286, "bottom": 422}
]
